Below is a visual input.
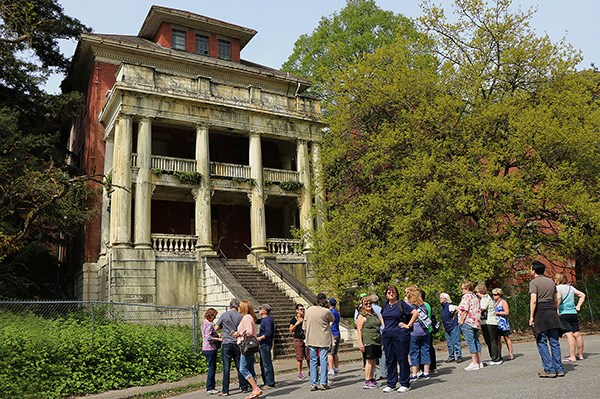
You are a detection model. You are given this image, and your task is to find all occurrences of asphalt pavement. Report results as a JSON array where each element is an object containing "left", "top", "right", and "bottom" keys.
[{"left": 77, "top": 334, "right": 600, "bottom": 399}]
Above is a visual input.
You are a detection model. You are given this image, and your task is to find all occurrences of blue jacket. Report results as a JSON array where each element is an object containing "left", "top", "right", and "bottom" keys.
[
  {"left": 259, "top": 315, "right": 275, "bottom": 347},
  {"left": 441, "top": 302, "right": 458, "bottom": 332}
]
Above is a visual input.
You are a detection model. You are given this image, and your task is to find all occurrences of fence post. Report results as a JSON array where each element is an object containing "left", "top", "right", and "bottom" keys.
[
  {"left": 192, "top": 303, "right": 199, "bottom": 353},
  {"left": 91, "top": 301, "right": 96, "bottom": 340}
]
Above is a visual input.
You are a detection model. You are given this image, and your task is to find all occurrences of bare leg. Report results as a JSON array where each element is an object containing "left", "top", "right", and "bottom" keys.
[
  {"left": 564, "top": 332, "right": 577, "bottom": 360},
  {"left": 504, "top": 336, "right": 514, "bottom": 359},
  {"left": 296, "top": 360, "right": 302, "bottom": 374},
  {"left": 245, "top": 376, "right": 262, "bottom": 398},
  {"left": 365, "top": 359, "right": 375, "bottom": 381},
  {"left": 574, "top": 332, "right": 584, "bottom": 359}
]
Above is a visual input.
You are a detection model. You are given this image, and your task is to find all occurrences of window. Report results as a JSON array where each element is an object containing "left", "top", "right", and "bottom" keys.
[
  {"left": 195, "top": 34, "right": 209, "bottom": 55},
  {"left": 217, "top": 39, "right": 231, "bottom": 60},
  {"left": 172, "top": 29, "right": 186, "bottom": 50}
]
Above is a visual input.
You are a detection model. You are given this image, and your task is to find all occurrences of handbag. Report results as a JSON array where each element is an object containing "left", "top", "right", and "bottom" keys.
[{"left": 239, "top": 332, "right": 260, "bottom": 356}]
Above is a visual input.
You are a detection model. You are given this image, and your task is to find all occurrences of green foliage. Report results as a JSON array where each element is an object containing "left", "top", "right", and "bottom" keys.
[
  {"left": 307, "top": 0, "right": 600, "bottom": 299},
  {"left": 150, "top": 168, "right": 163, "bottom": 176},
  {"left": 281, "top": 0, "right": 419, "bottom": 101},
  {"left": 0, "top": 312, "right": 208, "bottom": 399},
  {"left": 173, "top": 171, "right": 202, "bottom": 185},
  {"left": 231, "top": 177, "right": 255, "bottom": 185},
  {"left": 279, "top": 180, "right": 303, "bottom": 191}
]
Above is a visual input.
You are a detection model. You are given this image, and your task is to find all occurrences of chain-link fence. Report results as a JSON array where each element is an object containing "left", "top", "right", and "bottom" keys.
[{"left": 0, "top": 300, "right": 230, "bottom": 352}]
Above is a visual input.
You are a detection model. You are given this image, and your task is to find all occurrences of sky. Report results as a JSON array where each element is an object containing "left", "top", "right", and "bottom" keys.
[{"left": 46, "top": 0, "right": 600, "bottom": 93}]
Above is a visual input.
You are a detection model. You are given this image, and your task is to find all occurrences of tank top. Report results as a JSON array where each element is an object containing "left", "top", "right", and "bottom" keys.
[
  {"left": 557, "top": 284, "right": 577, "bottom": 315},
  {"left": 494, "top": 300, "right": 511, "bottom": 331},
  {"left": 359, "top": 312, "right": 381, "bottom": 346}
]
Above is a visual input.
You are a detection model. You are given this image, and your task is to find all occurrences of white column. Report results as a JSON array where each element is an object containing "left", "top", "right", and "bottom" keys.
[
  {"left": 312, "top": 142, "right": 326, "bottom": 229},
  {"left": 195, "top": 124, "right": 213, "bottom": 251},
  {"left": 297, "top": 139, "right": 313, "bottom": 238},
  {"left": 100, "top": 136, "right": 114, "bottom": 254},
  {"left": 109, "top": 115, "right": 133, "bottom": 247},
  {"left": 249, "top": 132, "right": 267, "bottom": 252},
  {"left": 134, "top": 118, "right": 152, "bottom": 248}
]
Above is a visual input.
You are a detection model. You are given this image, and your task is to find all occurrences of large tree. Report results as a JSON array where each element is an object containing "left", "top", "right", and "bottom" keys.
[
  {"left": 307, "top": 0, "right": 600, "bottom": 297},
  {"left": 0, "top": 0, "right": 92, "bottom": 297},
  {"left": 281, "top": 0, "right": 418, "bottom": 102}
]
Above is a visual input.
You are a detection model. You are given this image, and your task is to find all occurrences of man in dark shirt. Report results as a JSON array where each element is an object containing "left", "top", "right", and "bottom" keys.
[
  {"left": 258, "top": 303, "right": 276, "bottom": 388},
  {"left": 529, "top": 261, "right": 565, "bottom": 378}
]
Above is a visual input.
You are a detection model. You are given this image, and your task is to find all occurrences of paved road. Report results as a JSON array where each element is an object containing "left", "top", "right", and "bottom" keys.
[{"left": 173, "top": 334, "right": 600, "bottom": 399}]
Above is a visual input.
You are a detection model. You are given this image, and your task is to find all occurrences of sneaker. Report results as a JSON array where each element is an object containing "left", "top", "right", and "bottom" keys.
[
  {"left": 382, "top": 386, "right": 395, "bottom": 393},
  {"left": 318, "top": 384, "right": 331, "bottom": 390},
  {"left": 421, "top": 373, "right": 431, "bottom": 380},
  {"left": 409, "top": 375, "right": 418, "bottom": 382},
  {"left": 298, "top": 372, "right": 305, "bottom": 380},
  {"left": 416, "top": 371, "right": 423, "bottom": 378},
  {"left": 464, "top": 362, "right": 480, "bottom": 371},
  {"left": 479, "top": 363, "right": 485, "bottom": 369},
  {"left": 218, "top": 393, "right": 229, "bottom": 397},
  {"left": 310, "top": 385, "right": 319, "bottom": 391},
  {"left": 456, "top": 357, "right": 463, "bottom": 363},
  {"left": 334, "top": 368, "right": 341, "bottom": 375},
  {"left": 369, "top": 379, "right": 380, "bottom": 388},
  {"left": 328, "top": 369, "right": 335, "bottom": 377},
  {"left": 207, "top": 390, "right": 219, "bottom": 395},
  {"left": 363, "top": 381, "right": 377, "bottom": 389},
  {"left": 538, "top": 371, "right": 557, "bottom": 378},
  {"left": 556, "top": 372, "right": 565, "bottom": 377},
  {"left": 488, "top": 360, "right": 503, "bottom": 366},
  {"left": 445, "top": 358, "right": 455, "bottom": 363},
  {"left": 397, "top": 386, "right": 410, "bottom": 393}
]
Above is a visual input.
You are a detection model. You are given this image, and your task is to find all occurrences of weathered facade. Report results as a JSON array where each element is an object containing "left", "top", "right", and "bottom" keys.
[{"left": 66, "top": 6, "right": 326, "bottom": 307}]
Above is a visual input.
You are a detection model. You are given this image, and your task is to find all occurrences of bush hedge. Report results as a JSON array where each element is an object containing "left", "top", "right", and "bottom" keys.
[{"left": 0, "top": 312, "right": 211, "bottom": 399}]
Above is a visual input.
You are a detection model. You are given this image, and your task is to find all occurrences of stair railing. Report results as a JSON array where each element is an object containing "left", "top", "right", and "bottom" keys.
[{"left": 243, "top": 243, "right": 317, "bottom": 306}]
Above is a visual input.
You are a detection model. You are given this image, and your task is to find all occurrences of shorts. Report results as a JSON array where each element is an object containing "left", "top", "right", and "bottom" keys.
[
  {"left": 293, "top": 338, "right": 308, "bottom": 361},
  {"left": 497, "top": 328, "right": 511, "bottom": 337},
  {"left": 362, "top": 344, "right": 382, "bottom": 360},
  {"left": 329, "top": 335, "right": 341, "bottom": 355},
  {"left": 560, "top": 313, "right": 580, "bottom": 333}
]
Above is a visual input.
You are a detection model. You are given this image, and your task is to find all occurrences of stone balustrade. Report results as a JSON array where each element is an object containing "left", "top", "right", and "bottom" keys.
[
  {"left": 152, "top": 234, "right": 197, "bottom": 255},
  {"left": 266, "top": 238, "right": 303, "bottom": 256}
]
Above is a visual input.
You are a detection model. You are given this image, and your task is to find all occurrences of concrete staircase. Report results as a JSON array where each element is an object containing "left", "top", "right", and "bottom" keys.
[{"left": 226, "top": 259, "right": 299, "bottom": 358}]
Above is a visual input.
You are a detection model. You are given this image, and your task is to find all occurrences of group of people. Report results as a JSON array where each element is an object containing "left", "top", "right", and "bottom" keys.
[
  {"left": 200, "top": 261, "right": 587, "bottom": 396},
  {"left": 201, "top": 299, "right": 274, "bottom": 398}
]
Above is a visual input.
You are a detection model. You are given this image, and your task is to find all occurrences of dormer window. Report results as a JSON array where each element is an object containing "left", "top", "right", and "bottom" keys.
[
  {"left": 195, "top": 34, "right": 209, "bottom": 55},
  {"left": 172, "top": 29, "right": 186, "bottom": 50},
  {"left": 218, "top": 38, "right": 231, "bottom": 60}
]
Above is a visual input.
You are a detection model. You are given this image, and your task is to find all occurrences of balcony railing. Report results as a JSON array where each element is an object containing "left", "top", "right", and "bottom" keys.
[
  {"left": 132, "top": 155, "right": 298, "bottom": 183},
  {"left": 152, "top": 234, "right": 197, "bottom": 255},
  {"left": 210, "top": 162, "right": 251, "bottom": 179},
  {"left": 266, "top": 238, "right": 303, "bottom": 256},
  {"left": 264, "top": 168, "right": 299, "bottom": 183}
]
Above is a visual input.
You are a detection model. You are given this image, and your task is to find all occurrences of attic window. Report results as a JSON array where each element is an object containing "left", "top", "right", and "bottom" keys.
[
  {"left": 172, "top": 29, "right": 186, "bottom": 50},
  {"left": 218, "top": 38, "right": 231, "bottom": 60},
  {"left": 195, "top": 34, "right": 209, "bottom": 55}
]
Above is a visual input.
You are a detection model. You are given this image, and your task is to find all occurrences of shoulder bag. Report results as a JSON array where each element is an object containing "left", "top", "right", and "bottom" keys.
[{"left": 239, "top": 331, "right": 260, "bottom": 356}]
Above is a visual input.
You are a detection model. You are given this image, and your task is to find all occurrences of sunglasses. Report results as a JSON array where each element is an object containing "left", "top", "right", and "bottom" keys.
[
  {"left": 363, "top": 302, "right": 372, "bottom": 305},
  {"left": 492, "top": 294, "right": 500, "bottom": 296}
]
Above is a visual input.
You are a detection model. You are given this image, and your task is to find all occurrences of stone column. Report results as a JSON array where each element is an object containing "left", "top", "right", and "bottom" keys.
[
  {"left": 249, "top": 132, "right": 267, "bottom": 252},
  {"left": 312, "top": 142, "right": 326, "bottom": 229},
  {"left": 195, "top": 124, "right": 213, "bottom": 252},
  {"left": 297, "top": 139, "right": 313, "bottom": 238},
  {"left": 109, "top": 115, "right": 133, "bottom": 247},
  {"left": 134, "top": 118, "right": 152, "bottom": 248},
  {"left": 100, "top": 136, "right": 114, "bottom": 254}
]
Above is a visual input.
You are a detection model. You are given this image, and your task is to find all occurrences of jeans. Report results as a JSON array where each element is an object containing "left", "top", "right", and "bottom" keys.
[
  {"left": 309, "top": 346, "right": 329, "bottom": 386},
  {"left": 445, "top": 326, "right": 462, "bottom": 360},
  {"left": 221, "top": 343, "right": 248, "bottom": 393},
  {"left": 481, "top": 324, "right": 501, "bottom": 362},
  {"left": 536, "top": 328, "right": 564, "bottom": 373},
  {"left": 382, "top": 333, "right": 410, "bottom": 389},
  {"left": 409, "top": 334, "right": 431, "bottom": 366},
  {"left": 259, "top": 345, "right": 275, "bottom": 386},
  {"left": 460, "top": 324, "right": 481, "bottom": 354},
  {"left": 202, "top": 349, "right": 218, "bottom": 391},
  {"left": 239, "top": 352, "right": 257, "bottom": 380}
]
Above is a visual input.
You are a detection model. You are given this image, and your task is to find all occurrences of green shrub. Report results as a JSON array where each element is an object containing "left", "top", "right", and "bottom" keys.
[{"left": 0, "top": 312, "right": 211, "bottom": 399}]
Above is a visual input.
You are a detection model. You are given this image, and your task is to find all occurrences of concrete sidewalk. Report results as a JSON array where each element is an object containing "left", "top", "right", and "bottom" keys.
[{"left": 72, "top": 349, "right": 364, "bottom": 399}]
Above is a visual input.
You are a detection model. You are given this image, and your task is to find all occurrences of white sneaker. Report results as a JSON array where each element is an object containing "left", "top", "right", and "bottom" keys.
[
  {"left": 479, "top": 363, "right": 485, "bottom": 368},
  {"left": 382, "top": 386, "right": 395, "bottom": 393},
  {"left": 464, "top": 362, "right": 480, "bottom": 371},
  {"left": 397, "top": 386, "right": 410, "bottom": 393},
  {"left": 328, "top": 370, "right": 335, "bottom": 377}
]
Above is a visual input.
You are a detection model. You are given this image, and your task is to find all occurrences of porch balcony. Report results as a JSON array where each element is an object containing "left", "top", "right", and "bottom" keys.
[{"left": 132, "top": 154, "right": 299, "bottom": 183}]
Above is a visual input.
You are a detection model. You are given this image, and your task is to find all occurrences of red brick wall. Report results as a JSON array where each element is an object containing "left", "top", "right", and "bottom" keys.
[
  {"left": 231, "top": 38, "right": 240, "bottom": 62},
  {"left": 185, "top": 27, "right": 195, "bottom": 52},
  {"left": 208, "top": 33, "right": 218, "bottom": 58},
  {"left": 154, "top": 22, "right": 171, "bottom": 47},
  {"left": 82, "top": 61, "right": 119, "bottom": 263}
]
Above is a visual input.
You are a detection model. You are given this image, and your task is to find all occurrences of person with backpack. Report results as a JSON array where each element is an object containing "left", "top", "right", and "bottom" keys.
[{"left": 405, "top": 285, "right": 432, "bottom": 382}]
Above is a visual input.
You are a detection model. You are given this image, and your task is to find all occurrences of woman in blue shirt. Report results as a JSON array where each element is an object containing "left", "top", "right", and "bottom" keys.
[{"left": 379, "top": 285, "right": 419, "bottom": 393}]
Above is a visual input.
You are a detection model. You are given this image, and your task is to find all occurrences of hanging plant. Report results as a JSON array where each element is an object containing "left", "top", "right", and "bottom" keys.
[
  {"left": 173, "top": 171, "right": 202, "bottom": 184},
  {"left": 231, "top": 177, "right": 255, "bottom": 186},
  {"left": 150, "top": 168, "right": 163, "bottom": 176},
  {"left": 280, "top": 180, "right": 303, "bottom": 191}
]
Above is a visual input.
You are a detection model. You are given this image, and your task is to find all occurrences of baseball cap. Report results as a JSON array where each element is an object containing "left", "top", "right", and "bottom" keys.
[
  {"left": 328, "top": 298, "right": 337, "bottom": 306},
  {"left": 260, "top": 304, "right": 271, "bottom": 313}
]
